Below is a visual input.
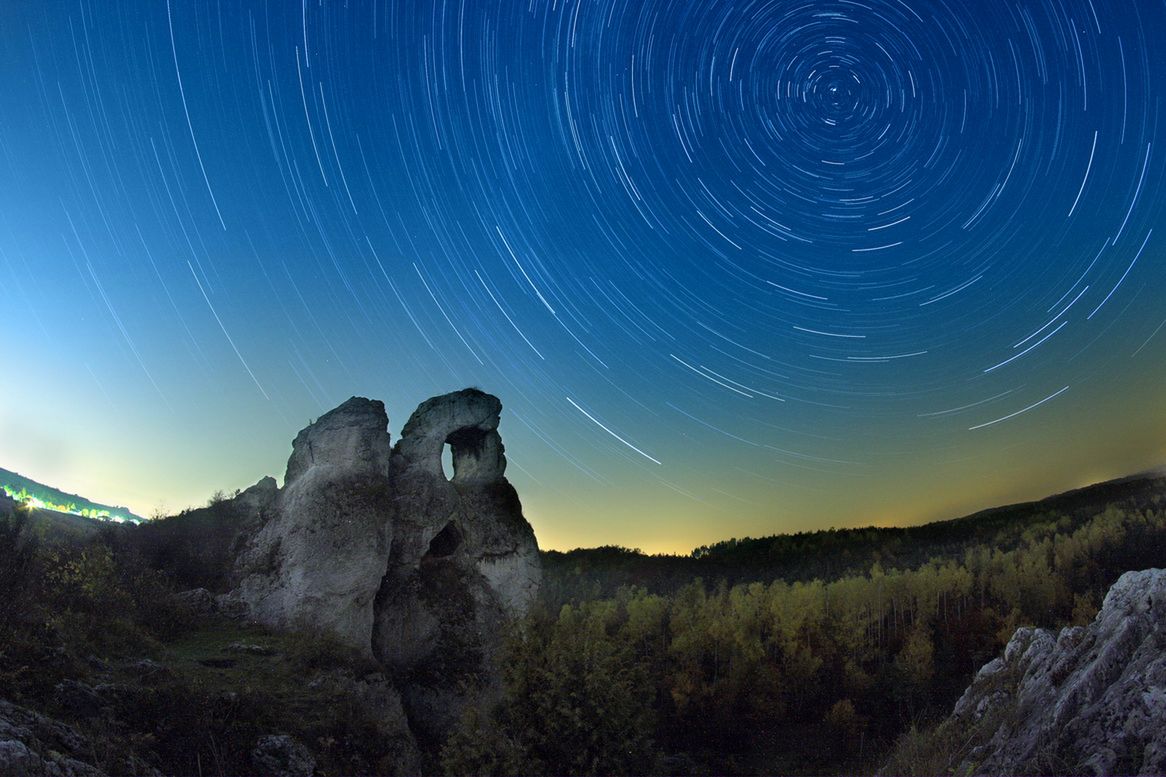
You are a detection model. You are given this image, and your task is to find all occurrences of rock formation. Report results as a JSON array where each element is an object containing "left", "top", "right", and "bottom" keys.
[
  {"left": 373, "top": 389, "right": 541, "bottom": 745},
  {"left": 251, "top": 734, "right": 316, "bottom": 777},
  {"left": 142, "top": 388, "right": 542, "bottom": 750},
  {"left": 234, "top": 398, "right": 394, "bottom": 654},
  {"left": 946, "top": 568, "right": 1166, "bottom": 775},
  {"left": 0, "top": 698, "right": 112, "bottom": 777}
]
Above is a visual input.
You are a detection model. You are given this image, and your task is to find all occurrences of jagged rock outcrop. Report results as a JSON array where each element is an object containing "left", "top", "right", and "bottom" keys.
[
  {"left": 0, "top": 698, "right": 110, "bottom": 777},
  {"left": 283, "top": 398, "right": 393, "bottom": 484},
  {"left": 234, "top": 398, "right": 394, "bottom": 654},
  {"left": 373, "top": 389, "right": 541, "bottom": 745},
  {"left": 233, "top": 475, "right": 279, "bottom": 514},
  {"left": 948, "top": 568, "right": 1166, "bottom": 775},
  {"left": 121, "top": 389, "right": 540, "bottom": 757},
  {"left": 139, "top": 389, "right": 542, "bottom": 752}
]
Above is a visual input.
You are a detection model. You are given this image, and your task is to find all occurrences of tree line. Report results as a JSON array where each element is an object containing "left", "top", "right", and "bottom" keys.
[{"left": 444, "top": 501, "right": 1166, "bottom": 775}]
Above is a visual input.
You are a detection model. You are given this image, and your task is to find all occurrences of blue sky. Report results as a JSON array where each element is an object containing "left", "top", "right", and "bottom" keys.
[{"left": 2, "top": 0, "right": 1164, "bottom": 552}]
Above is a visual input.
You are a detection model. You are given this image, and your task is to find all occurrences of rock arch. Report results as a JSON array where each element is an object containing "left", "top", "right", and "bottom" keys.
[{"left": 393, "top": 388, "right": 507, "bottom": 484}]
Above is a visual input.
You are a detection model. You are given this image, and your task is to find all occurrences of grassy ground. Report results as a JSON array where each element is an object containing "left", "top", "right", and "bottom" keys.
[{"left": 117, "top": 618, "right": 412, "bottom": 776}]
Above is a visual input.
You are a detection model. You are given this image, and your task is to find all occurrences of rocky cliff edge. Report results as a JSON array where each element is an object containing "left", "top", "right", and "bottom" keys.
[{"left": 946, "top": 568, "right": 1166, "bottom": 775}]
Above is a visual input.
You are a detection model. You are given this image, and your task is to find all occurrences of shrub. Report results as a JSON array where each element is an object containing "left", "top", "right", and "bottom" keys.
[{"left": 0, "top": 508, "right": 37, "bottom": 629}]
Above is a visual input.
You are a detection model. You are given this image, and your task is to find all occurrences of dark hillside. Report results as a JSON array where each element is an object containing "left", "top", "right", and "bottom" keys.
[
  {"left": 541, "top": 470, "right": 1166, "bottom": 606},
  {"left": 14, "top": 502, "right": 106, "bottom": 545},
  {"left": 125, "top": 499, "right": 265, "bottom": 592}
]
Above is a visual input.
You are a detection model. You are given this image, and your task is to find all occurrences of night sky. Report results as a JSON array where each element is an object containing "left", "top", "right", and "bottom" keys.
[{"left": 2, "top": 0, "right": 1164, "bottom": 553}]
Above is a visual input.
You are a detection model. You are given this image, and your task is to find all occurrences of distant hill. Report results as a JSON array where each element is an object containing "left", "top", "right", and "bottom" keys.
[
  {"left": 541, "top": 468, "right": 1166, "bottom": 605},
  {"left": 0, "top": 466, "right": 144, "bottom": 524}
]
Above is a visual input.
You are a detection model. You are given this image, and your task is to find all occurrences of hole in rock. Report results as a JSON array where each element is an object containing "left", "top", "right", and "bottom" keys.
[
  {"left": 443, "top": 426, "right": 489, "bottom": 482},
  {"left": 441, "top": 443, "right": 454, "bottom": 481},
  {"left": 426, "top": 522, "right": 461, "bottom": 559},
  {"left": 446, "top": 426, "right": 487, "bottom": 456}
]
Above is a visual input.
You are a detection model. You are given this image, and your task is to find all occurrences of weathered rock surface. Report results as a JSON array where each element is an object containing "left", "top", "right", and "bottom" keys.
[
  {"left": 251, "top": 734, "right": 316, "bottom": 777},
  {"left": 373, "top": 389, "right": 541, "bottom": 745},
  {"left": 172, "top": 586, "right": 216, "bottom": 616},
  {"left": 0, "top": 698, "right": 108, "bottom": 777},
  {"left": 393, "top": 389, "right": 506, "bottom": 484},
  {"left": 52, "top": 680, "right": 107, "bottom": 719},
  {"left": 950, "top": 568, "right": 1166, "bottom": 775},
  {"left": 234, "top": 475, "right": 279, "bottom": 513},
  {"left": 283, "top": 398, "right": 393, "bottom": 484},
  {"left": 233, "top": 398, "right": 394, "bottom": 655}
]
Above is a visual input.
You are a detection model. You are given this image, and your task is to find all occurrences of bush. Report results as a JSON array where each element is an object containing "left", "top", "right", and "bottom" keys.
[
  {"left": 441, "top": 603, "right": 661, "bottom": 776},
  {"left": 440, "top": 705, "right": 527, "bottom": 776},
  {"left": 824, "top": 698, "right": 867, "bottom": 751},
  {"left": 880, "top": 721, "right": 964, "bottom": 776},
  {"left": 0, "top": 507, "right": 37, "bottom": 629},
  {"left": 126, "top": 568, "right": 193, "bottom": 641}
]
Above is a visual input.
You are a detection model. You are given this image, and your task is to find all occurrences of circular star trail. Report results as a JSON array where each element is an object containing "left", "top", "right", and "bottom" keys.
[{"left": 1, "top": 0, "right": 1164, "bottom": 551}]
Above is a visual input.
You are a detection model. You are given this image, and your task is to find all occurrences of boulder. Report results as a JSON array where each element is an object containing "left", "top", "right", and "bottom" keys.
[
  {"left": 251, "top": 734, "right": 316, "bottom": 777},
  {"left": 212, "top": 591, "right": 249, "bottom": 619},
  {"left": 123, "top": 658, "right": 168, "bottom": 679},
  {"left": 226, "top": 642, "right": 276, "bottom": 656},
  {"left": 172, "top": 587, "right": 216, "bottom": 616},
  {"left": 52, "top": 679, "right": 106, "bottom": 718},
  {"left": 948, "top": 568, "right": 1166, "bottom": 775}
]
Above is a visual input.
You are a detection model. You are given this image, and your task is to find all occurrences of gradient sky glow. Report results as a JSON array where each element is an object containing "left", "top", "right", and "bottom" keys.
[{"left": 1, "top": 0, "right": 1165, "bottom": 554}]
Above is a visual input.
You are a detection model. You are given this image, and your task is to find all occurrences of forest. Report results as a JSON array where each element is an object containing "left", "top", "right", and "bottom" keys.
[{"left": 445, "top": 480, "right": 1166, "bottom": 774}]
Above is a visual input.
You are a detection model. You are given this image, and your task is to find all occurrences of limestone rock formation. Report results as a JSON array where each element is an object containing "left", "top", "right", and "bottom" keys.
[
  {"left": 234, "top": 398, "right": 394, "bottom": 655},
  {"left": 0, "top": 697, "right": 111, "bottom": 777},
  {"left": 948, "top": 568, "right": 1166, "bottom": 775},
  {"left": 128, "top": 389, "right": 541, "bottom": 755},
  {"left": 283, "top": 398, "right": 393, "bottom": 484},
  {"left": 234, "top": 475, "right": 279, "bottom": 514},
  {"left": 393, "top": 389, "right": 507, "bottom": 484},
  {"left": 164, "top": 392, "right": 540, "bottom": 743},
  {"left": 372, "top": 388, "right": 541, "bottom": 745}
]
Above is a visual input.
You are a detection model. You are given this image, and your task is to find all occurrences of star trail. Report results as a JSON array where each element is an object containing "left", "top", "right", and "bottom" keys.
[{"left": 1, "top": 0, "right": 1164, "bottom": 552}]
